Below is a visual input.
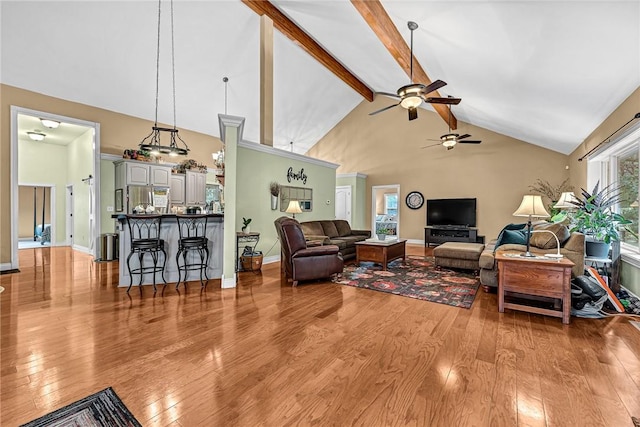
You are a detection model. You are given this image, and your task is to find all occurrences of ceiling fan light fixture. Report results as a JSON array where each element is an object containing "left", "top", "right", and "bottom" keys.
[
  {"left": 401, "top": 95, "right": 422, "bottom": 109},
  {"left": 40, "top": 119, "right": 60, "bottom": 129},
  {"left": 442, "top": 134, "right": 457, "bottom": 148},
  {"left": 27, "top": 131, "right": 46, "bottom": 141}
]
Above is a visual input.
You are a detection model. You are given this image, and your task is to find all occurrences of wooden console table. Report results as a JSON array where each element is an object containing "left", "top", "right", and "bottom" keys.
[{"left": 496, "top": 251, "right": 574, "bottom": 324}]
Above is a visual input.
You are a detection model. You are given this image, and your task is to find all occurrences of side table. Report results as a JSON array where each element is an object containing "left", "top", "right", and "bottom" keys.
[
  {"left": 236, "top": 232, "right": 260, "bottom": 272},
  {"left": 496, "top": 251, "right": 574, "bottom": 324}
]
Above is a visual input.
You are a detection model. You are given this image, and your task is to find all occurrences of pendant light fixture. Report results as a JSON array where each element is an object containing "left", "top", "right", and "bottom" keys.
[{"left": 139, "top": 0, "right": 189, "bottom": 157}]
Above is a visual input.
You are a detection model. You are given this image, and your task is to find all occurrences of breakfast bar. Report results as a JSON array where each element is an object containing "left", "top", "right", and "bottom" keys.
[{"left": 112, "top": 214, "right": 224, "bottom": 288}]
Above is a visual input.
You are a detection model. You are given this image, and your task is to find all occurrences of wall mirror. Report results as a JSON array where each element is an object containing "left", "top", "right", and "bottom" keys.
[{"left": 280, "top": 186, "right": 313, "bottom": 212}]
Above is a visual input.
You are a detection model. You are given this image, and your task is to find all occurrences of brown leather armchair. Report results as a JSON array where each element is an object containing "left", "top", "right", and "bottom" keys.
[{"left": 274, "top": 217, "right": 344, "bottom": 286}]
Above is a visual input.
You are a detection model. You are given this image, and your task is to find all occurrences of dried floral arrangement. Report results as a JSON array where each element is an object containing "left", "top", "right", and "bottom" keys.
[
  {"left": 123, "top": 149, "right": 152, "bottom": 162},
  {"left": 172, "top": 158, "right": 208, "bottom": 174}
]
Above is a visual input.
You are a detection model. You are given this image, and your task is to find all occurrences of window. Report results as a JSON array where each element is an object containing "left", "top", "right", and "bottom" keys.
[
  {"left": 384, "top": 193, "right": 398, "bottom": 216},
  {"left": 590, "top": 123, "right": 640, "bottom": 256}
]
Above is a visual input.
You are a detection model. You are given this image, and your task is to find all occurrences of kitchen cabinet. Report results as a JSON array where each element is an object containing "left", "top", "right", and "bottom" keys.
[
  {"left": 170, "top": 174, "right": 186, "bottom": 205},
  {"left": 114, "top": 160, "right": 172, "bottom": 187},
  {"left": 185, "top": 170, "right": 206, "bottom": 205}
]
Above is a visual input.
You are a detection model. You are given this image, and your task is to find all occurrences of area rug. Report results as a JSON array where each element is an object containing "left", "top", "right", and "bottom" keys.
[
  {"left": 333, "top": 255, "right": 479, "bottom": 309},
  {"left": 20, "top": 387, "right": 141, "bottom": 427}
]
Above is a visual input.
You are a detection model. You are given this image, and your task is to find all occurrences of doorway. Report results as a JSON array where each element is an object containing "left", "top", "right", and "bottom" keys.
[
  {"left": 372, "top": 185, "right": 400, "bottom": 238},
  {"left": 10, "top": 106, "right": 101, "bottom": 270},
  {"left": 335, "top": 185, "right": 352, "bottom": 224},
  {"left": 18, "top": 185, "right": 55, "bottom": 249}
]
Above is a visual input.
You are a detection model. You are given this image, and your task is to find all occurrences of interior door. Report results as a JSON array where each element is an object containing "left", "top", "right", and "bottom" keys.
[{"left": 335, "top": 186, "right": 352, "bottom": 223}]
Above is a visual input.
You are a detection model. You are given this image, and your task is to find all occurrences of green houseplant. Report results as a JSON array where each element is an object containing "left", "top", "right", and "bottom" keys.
[
  {"left": 242, "top": 217, "right": 252, "bottom": 234},
  {"left": 553, "top": 182, "right": 631, "bottom": 257}
]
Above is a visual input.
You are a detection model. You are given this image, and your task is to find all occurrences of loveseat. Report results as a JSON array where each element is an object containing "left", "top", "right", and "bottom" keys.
[
  {"left": 479, "top": 222, "right": 585, "bottom": 290},
  {"left": 299, "top": 220, "right": 371, "bottom": 260}
]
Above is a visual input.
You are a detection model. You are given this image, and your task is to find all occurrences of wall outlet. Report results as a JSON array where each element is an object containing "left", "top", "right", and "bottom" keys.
[{"left": 106, "top": 206, "right": 114, "bottom": 212}]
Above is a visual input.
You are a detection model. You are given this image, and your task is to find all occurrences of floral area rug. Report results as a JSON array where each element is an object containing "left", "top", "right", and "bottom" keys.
[{"left": 333, "top": 255, "right": 479, "bottom": 309}]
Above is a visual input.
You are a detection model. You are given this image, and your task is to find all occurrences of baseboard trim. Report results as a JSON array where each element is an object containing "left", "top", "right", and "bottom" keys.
[
  {"left": 221, "top": 274, "right": 236, "bottom": 288},
  {"left": 263, "top": 255, "right": 280, "bottom": 265}
]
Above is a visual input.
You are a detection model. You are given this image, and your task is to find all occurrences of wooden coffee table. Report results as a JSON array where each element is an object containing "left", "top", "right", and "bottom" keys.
[
  {"left": 355, "top": 239, "right": 407, "bottom": 270},
  {"left": 496, "top": 251, "right": 574, "bottom": 324}
]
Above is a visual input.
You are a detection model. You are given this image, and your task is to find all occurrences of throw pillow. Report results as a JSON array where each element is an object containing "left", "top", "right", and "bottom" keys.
[
  {"left": 500, "top": 229, "right": 529, "bottom": 246},
  {"left": 531, "top": 223, "right": 570, "bottom": 249},
  {"left": 494, "top": 223, "right": 528, "bottom": 250}
]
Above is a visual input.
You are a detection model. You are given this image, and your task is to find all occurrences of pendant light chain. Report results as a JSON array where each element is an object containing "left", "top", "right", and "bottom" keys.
[
  {"left": 154, "top": 0, "right": 162, "bottom": 126},
  {"left": 170, "top": 0, "right": 176, "bottom": 130}
]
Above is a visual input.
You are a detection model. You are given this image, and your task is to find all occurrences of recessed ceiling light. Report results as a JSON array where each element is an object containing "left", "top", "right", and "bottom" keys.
[
  {"left": 40, "top": 118, "right": 60, "bottom": 129},
  {"left": 27, "top": 132, "right": 46, "bottom": 141}
]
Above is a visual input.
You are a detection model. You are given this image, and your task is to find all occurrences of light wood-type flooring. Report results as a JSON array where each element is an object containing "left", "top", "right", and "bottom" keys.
[{"left": 2, "top": 245, "right": 640, "bottom": 426}]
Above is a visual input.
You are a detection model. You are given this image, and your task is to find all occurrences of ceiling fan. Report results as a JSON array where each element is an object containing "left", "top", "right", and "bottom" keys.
[
  {"left": 369, "top": 21, "right": 461, "bottom": 122},
  {"left": 422, "top": 104, "right": 481, "bottom": 150}
]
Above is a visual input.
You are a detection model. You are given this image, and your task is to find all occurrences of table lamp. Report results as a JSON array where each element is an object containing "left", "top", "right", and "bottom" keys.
[
  {"left": 286, "top": 200, "right": 302, "bottom": 219},
  {"left": 553, "top": 191, "right": 577, "bottom": 209},
  {"left": 513, "top": 195, "right": 550, "bottom": 257}
]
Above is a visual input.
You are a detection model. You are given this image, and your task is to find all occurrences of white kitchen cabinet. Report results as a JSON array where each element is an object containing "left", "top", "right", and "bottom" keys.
[
  {"left": 114, "top": 160, "right": 172, "bottom": 186},
  {"left": 170, "top": 174, "right": 186, "bottom": 205},
  {"left": 186, "top": 170, "right": 206, "bottom": 205}
]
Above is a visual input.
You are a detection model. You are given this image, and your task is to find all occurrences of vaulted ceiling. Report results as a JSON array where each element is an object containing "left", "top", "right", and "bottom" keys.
[{"left": 2, "top": 1, "right": 639, "bottom": 155}]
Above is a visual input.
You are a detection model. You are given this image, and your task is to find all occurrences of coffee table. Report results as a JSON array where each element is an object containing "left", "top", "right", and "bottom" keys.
[
  {"left": 496, "top": 251, "right": 575, "bottom": 324},
  {"left": 355, "top": 239, "right": 407, "bottom": 270}
]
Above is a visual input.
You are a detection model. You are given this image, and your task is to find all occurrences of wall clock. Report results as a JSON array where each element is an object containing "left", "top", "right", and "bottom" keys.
[{"left": 406, "top": 191, "right": 424, "bottom": 209}]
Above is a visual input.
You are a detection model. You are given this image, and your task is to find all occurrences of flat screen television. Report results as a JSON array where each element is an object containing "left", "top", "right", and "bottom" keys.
[{"left": 426, "top": 198, "right": 477, "bottom": 228}]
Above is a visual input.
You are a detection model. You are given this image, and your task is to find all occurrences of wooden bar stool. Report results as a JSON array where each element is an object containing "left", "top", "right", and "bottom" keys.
[
  {"left": 124, "top": 214, "right": 167, "bottom": 293},
  {"left": 175, "top": 214, "right": 210, "bottom": 289}
]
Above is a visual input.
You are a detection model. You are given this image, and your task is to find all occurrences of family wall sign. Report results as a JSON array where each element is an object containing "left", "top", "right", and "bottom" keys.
[{"left": 286, "top": 167, "right": 308, "bottom": 185}]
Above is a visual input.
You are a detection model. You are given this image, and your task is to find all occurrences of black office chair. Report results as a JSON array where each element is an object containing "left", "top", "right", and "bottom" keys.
[
  {"left": 124, "top": 214, "right": 167, "bottom": 293},
  {"left": 175, "top": 214, "right": 210, "bottom": 289}
]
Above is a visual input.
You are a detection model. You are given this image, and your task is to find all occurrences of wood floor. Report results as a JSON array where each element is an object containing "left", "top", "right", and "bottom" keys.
[{"left": 2, "top": 246, "right": 640, "bottom": 426}]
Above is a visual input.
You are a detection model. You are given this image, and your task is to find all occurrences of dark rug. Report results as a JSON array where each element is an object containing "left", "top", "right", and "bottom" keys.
[
  {"left": 20, "top": 387, "right": 141, "bottom": 427},
  {"left": 333, "top": 255, "right": 479, "bottom": 309}
]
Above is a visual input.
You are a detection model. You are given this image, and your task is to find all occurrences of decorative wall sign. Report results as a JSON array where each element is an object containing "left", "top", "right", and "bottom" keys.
[{"left": 287, "top": 167, "right": 308, "bottom": 185}]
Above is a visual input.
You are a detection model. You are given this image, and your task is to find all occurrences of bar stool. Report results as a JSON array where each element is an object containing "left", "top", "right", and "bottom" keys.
[
  {"left": 175, "top": 214, "right": 210, "bottom": 289},
  {"left": 124, "top": 214, "right": 167, "bottom": 293}
]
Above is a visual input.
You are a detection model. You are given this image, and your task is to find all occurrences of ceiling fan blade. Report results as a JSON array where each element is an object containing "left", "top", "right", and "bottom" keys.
[
  {"left": 408, "top": 107, "right": 418, "bottom": 121},
  {"left": 458, "top": 140, "right": 482, "bottom": 144},
  {"left": 375, "top": 91, "right": 401, "bottom": 99},
  {"left": 369, "top": 103, "right": 400, "bottom": 116},
  {"left": 421, "top": 79, "right": 447, "bottom": 95},
  {"left": 457, "top": 134, "right": 472, "bottom": 140},
  {"left": 420, "top": 143, "right": 442, "bottom": 149},
  {"left": 425, "top": 97, "right": 462, "bottom": 105}
]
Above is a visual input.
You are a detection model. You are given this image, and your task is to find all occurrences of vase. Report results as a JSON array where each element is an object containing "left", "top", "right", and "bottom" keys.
[
  {"left": 377, "top": 234, "right": 387, "bottom": 241},
  {"left": 271, "top": 195, "right": 278, "bottom": 210},
  {"left": 243, "top": 225, "right": 251, "bottom": 234}
]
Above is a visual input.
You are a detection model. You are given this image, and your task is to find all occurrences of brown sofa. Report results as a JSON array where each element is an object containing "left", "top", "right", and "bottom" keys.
[
  {"left": 299, "top": 220, "right": 371, "bottom": 260},
  {"left": 479, "top": 222, "right": 585, "bottom": 290},
  {"left": 274, "top": 217, "right": 344, "bottom": 286}
]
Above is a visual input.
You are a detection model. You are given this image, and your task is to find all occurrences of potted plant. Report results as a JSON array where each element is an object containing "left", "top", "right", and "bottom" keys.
[
  {"left": 376, "top": 227, "right": 391, "bottom": 240},
  {"left": 242, "top": 217, "right": 252, "bottom": 234},
  {"left": 553, "top": 181, "right": 632, "bottom": 257},
  {"left": 269, "top": 182, "right": 280, "bottom": 210}
]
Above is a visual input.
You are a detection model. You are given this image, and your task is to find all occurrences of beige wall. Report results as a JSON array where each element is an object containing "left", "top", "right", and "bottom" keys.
[
  {"left": 1, "top": 84, "right": 223, "bottom": 264},
  {"left": 308, "top": 98, "right": 570, "bottom": 241}
]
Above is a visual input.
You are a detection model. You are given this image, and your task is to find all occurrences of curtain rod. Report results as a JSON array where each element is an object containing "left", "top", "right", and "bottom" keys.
[{"left": 578, "top": 112, "right": 640, "bottom": 162}]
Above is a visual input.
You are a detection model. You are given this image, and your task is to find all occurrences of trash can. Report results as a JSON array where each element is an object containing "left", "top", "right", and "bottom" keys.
[
  {"left": 100, "top": 233, "right": 118, "bottom": 261},
  {"left": 241, "top": 249, "right": 263, "bottom": 271}
]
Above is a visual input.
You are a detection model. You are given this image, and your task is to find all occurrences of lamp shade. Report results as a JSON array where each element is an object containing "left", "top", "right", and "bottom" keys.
[
  {"left": 553, "top": 191, "right": 577, "bottom": 209},
  {"left": 285, "top": 200, "right": 302, "bottom": 215},
  {"left": 513, "top": 195, "right": 550, "bottom": 218}
]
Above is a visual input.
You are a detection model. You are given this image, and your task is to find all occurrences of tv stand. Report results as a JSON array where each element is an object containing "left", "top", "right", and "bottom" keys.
[{"left": 424, "top": 226, "right": 484, "bottom": 247}]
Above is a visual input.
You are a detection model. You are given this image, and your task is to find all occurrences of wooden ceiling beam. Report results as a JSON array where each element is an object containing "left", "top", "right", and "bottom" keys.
[
  {"left": 242, "top": 0, "right": 374, "bottom": 102},
  {"left": 351, "top": 0, "right": 457, "bottom": 129}
]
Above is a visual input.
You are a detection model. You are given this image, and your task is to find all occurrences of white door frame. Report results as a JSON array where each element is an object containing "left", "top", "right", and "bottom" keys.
[
  {"left": 18, "top": 183, "right": 56, "bottom": 245},
  {"left": 66, "top": 185, "right": 74, "bottom": 247},
  {"left": 371, "top": 184, "right": 400, "bottom": 237},
  {"left": 10, "top": 106, "right": 101, "bottom": 270},
  {"left": 335, "top": 185, "right": 352, "bottom": 224}
]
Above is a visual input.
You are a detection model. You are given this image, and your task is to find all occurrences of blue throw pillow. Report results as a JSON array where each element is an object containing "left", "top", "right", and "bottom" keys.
[{"left": 494, "top": 223, "right": 528, "bottom": 251}]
